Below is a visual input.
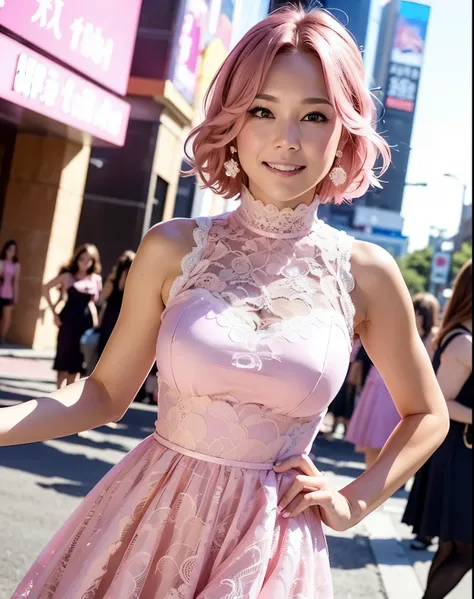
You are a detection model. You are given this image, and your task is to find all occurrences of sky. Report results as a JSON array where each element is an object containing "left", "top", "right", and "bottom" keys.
[{"left": 398, "top": 0, "right": 472, "bottom": 250}]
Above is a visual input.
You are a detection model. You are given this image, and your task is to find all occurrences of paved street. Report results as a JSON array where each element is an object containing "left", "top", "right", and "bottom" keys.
[{"left": 0, "top": 352, "right": 471, "bottom": 599}]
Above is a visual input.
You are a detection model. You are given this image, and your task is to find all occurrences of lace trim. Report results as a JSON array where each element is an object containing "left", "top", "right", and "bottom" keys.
[
  {"left": 234, "top": 186, "right": 320, "bottom": 239},
  {"left": 337, "top": 231, "right": 356, "bottom": 339},
  {"left": 168, "top": 217, "right": 212, "bottom": 302}
]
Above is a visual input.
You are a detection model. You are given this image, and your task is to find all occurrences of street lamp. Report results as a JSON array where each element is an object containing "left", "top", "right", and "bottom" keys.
[{"left": 443, "top": 173, "right": 467, "bottom": 206}]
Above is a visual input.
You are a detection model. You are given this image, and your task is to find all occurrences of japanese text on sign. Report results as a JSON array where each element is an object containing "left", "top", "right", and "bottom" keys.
[
  {"left": 28, "top": 0, "right": 114, "bottom": 71},
  {"left": 385, "top": 62, "right": 420, "bottom": 113},
  {"left": 13, "top": 52, "right": 123, "bottom": 136}
]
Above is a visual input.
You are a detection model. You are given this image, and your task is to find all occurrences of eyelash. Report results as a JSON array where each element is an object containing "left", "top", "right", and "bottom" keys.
[{"left": 248, "top": 106, "right": 329, "bottom": 123}]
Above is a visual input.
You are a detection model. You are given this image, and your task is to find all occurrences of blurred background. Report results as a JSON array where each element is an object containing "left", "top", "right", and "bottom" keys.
[{"left": 0, "top": 1, "right": 471, "bottom": 598}]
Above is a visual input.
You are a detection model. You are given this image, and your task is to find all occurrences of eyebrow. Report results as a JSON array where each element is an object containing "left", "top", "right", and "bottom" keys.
[{"left": 255, "top": 93, "right": 332, "bottom": 106}]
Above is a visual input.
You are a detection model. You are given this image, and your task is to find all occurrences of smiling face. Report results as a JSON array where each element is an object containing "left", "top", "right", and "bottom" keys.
[{"left": 236, "top": 51, "right": 343, "bottom": 209}]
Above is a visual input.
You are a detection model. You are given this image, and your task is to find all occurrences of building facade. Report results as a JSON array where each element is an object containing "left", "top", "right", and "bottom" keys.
[
  {"left": 76, "top": 0, "right": 270, "bottom": 281},
  {"left": 0, "top": 0, "right": 142, "bottom": 348}
]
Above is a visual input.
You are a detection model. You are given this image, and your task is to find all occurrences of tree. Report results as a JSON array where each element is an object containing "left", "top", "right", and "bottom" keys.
[
  {"left": 397, "top": 246, "right": 433, "bottom": 294},
  {"left": 451, "top": 242, "right": 472, "bottom": 278},
  {"left": 397, "top": 261, "right": 426, "bottom": 295}
]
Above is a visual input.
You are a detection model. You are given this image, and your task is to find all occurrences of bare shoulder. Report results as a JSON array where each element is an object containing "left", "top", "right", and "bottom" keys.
[
  {"left": 350, "top": 240, "right": 403, "bottom": 329},
  {"left": 144, "top": 217, "right": 200, "bottom": 253},
  {"left": 142, "top": 218, "right": 204, "bottom": 304},
  {"left": 351, "top": 240, "right": 398, "bottom": 285},
  {"left": 443, "top": 332, "right": 473, "bottom": 367}
]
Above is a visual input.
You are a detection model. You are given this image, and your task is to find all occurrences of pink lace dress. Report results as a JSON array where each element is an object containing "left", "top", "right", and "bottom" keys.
[{"left": 13, "top": 187, "right": 355, "bottom": 599}]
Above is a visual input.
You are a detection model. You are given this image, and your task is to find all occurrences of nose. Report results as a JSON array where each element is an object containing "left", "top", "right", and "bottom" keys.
[{"left": 274, "top": 120, "right": 302, "bottom": 152}]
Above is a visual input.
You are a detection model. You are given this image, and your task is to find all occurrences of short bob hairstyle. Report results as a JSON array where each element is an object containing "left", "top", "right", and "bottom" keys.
[{"left": 184, "top": 5, "right": 391, "bottom": 204}]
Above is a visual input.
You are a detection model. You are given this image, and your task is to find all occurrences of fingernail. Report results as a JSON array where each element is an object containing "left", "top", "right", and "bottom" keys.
[
  {"left": 282, "top": 512, "right": 290, "bottom": 519},
  {"left": 275, "top": 461, "right": 281, "bottom": 466}
]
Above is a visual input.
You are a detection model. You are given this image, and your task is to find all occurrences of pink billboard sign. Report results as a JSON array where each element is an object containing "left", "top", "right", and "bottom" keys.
[
  {"left": 0, "top": 0, "right": 143, "bottom": 95},
  {"left": 0, "top": 33, "right": 130, "bottom": 146}
]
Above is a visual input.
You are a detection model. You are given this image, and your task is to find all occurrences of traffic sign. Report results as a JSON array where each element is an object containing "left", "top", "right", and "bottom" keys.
[{"left": 430, "top": 251, "right": 451, "bottom": 285}]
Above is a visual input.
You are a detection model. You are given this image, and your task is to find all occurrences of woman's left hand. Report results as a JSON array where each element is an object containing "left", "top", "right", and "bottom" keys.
[{"left": 274, "top": 454, "right": 356, "bottom": 532}]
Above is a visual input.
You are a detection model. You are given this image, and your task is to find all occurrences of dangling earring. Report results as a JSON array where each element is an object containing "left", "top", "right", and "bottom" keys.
[
  {"left": 224, "top": 146, "right": 240, "bottom": 178},
  {"left": 329, "top": 149, "right": 347, "bottom": 186}
]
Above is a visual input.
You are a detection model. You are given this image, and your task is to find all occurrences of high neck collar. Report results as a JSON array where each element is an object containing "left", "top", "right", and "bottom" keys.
[{"left": 234, "top": 186, "right": 320, "bottom": 239}]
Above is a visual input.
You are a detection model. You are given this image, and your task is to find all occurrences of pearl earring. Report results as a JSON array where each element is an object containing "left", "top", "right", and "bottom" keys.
[
  {"left": 329, "top": 149, "right": 347, "bottom": 186},
  {"left": 224, "top": 146, "right": 240, "bottom": 178}
]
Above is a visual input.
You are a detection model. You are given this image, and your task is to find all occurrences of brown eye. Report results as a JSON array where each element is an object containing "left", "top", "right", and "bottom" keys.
[
  {"left": 302, "top": 112, "right": 329, "bottom": 123},
  {"left": 248, "top": 106, "right": 273, "bottom": 119}
]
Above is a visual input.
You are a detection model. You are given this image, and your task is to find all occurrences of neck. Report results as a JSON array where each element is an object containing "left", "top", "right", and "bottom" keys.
[
  {"left": 234, "top": 185, "right": 320, "bottom": 240},
  {"left": 247, "top": 183, "right": 318, "bottom": 211},
  {"left": 461, "top": 319, "right": 472, "bottom": 332}
]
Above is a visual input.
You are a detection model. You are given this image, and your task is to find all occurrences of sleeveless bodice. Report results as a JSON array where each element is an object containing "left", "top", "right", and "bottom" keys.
[{"left": 155, "top": 187, "right": 355, "bottom": 466}]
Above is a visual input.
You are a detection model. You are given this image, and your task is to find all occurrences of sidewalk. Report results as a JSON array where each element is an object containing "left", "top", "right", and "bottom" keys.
[
  {"left": 0, "top": 344, "right": 55, "bottom": 383},
  {"left": 312, "top": 435, "right": 471, "bottom": 599}
]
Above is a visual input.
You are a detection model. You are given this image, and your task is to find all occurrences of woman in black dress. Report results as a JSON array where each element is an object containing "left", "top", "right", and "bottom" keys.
[
  {"left": 97, "top": 250, "right": 135, "bottom": 356},
  {"left": 43, "top": 244, "right": 102, "bottom": 389},
  {"left": 402, "top": 259, "right": 472, "bottom": 599}
]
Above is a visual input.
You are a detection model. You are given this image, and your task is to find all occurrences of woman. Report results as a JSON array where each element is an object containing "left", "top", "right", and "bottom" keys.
[
  {"left": 43, "top": 244, "right": 102, "bottom": 389},
  {"left": 324, "top": 336, "right": 362, "bottom": 437},
  {"left": 345, "top": 294, "right": 439, "bottom": 468},
  {"left": 403, "top": 260, "right": 472, "bottom": 599},
  {"left": 97, "top": 250, "right": 135, "bottom": 356},
  {"left": 0, "top": 240, "right": 21, "bottom": 344},
  {"left": 2, "top": 7, "right": 449, "bottom": 598}
]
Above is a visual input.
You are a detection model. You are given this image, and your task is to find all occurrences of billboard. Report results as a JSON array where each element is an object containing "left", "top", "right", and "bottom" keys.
[
  {"left": 0, "top": 33, "right": 130, "bottom": 145},
  {"left": 171, "top": 0, "right": 211, "bottom": 106},
  {"left": 0, "top": 0, "right": 143, "bottom": 95},
  {"left": 385, "top": 2, "right": 430, "bottom": 113},
  {"left": 171, "top": 0, "right": 237, "bottom": 107}
]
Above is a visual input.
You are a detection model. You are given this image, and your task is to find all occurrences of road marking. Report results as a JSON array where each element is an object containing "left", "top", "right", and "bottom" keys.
[{"left": 364, "top": 511, "right": 424, "bottom": 599}]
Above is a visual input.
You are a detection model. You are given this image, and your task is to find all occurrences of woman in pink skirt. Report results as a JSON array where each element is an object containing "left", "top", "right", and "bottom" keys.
[
  {"left": 1, "top": 7, "right": 449, "bottom": 598},
  {"left": 346, "top": 293, "right": 440, "bottom": 468}
]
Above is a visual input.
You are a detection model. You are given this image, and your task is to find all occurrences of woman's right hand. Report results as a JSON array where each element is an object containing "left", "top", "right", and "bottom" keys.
[{"left": 54, "top": 314, "right": 62, "bottom": 327}]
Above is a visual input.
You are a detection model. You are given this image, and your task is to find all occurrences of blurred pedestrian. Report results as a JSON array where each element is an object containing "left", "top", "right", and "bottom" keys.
[
  {"left": 413, "top": 292, "right": 440, "bottom": 359},
  {"left": 43, "top": 244, "right": 102, "bottom": 389},
  {"left": 402, "top": 260, "right": 472, "bottom": 599},
  {"left": 324, "top": 336, "right": 362, "bottom": 436},
  {"left": 0, "top": 240, "right": 21, "bottom": 345},
  {"left": 97, "top": 250, "right": 135, "bottom": 357},
  {"left": 346, "top": 293, "right": 440, "bottom": 468}
]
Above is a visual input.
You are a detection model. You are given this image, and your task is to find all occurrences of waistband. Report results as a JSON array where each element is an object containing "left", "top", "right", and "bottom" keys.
[{"left": 153, "top": 432, "right": 276, "bottom": 470}]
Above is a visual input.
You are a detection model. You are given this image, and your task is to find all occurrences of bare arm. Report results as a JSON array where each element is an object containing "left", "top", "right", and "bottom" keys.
[
  {"left": 436, "top": 334, "right": 472, "bottom": 424},
  {"left": 99, "top": 280, "right": 114, "bottom": 304},
  {"left": 339, "top": 242, "right": 449, "bottom": 524},
  {"left": 42, "top": 272, "right": 70, "bottom": 315},
  {"left": 88, "top": 301, "right": 99, "bottom": 329},
  {"left": 0, "top": 220, "right": 196, "bottom": 447}
]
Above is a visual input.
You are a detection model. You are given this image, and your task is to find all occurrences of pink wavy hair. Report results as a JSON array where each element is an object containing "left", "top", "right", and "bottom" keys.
[{"left": 184, "top": 5, "right": 391, "bottom": 205}]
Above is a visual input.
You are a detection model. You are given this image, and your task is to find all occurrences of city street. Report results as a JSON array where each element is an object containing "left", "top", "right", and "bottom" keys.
[{"left": 0, "top": 352, "right": 471, "bottom": 599}]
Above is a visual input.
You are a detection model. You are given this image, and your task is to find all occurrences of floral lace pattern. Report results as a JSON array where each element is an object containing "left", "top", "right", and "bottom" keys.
[
  {"left": 155, "top": 380, "right": 318, "bottom": 465},
  {"left": 13, "top": 188, "right": 350, "bottom": 599},
  {"left": 168, "top": 189, "right": 355, "bottom": 345},
  {"left": 233, "top": 186, "right": 321, "bottom": 239}
]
